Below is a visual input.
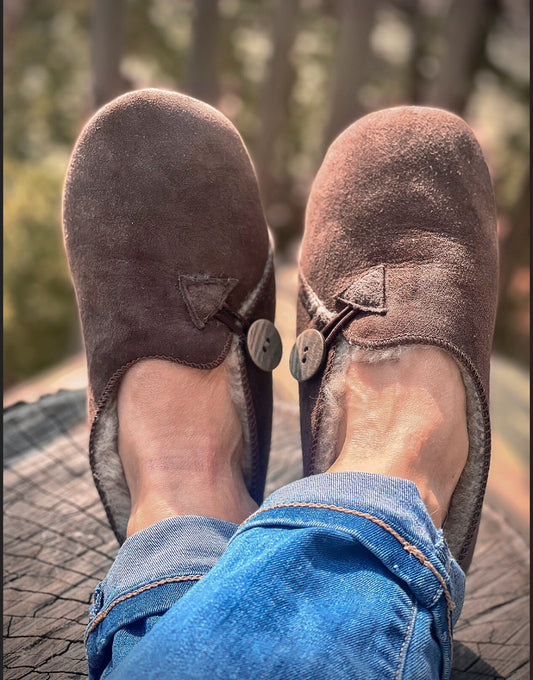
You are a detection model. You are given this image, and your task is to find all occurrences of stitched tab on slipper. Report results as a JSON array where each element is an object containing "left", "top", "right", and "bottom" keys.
[
  {"left": 179, "top": 275, "right": 239, "bottom": 330},
  {"left": 335, "top": 264, "right": 387, "bottom": 313}
]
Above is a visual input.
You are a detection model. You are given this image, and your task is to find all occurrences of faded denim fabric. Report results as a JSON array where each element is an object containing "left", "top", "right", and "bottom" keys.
[{"left": 86, "top": 472, "right": 465, "bottom": 680}]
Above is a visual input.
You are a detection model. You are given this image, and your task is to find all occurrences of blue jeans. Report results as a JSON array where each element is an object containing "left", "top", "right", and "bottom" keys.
[{"left": 86, "top": 473, "right": 465, "bottom": 680}]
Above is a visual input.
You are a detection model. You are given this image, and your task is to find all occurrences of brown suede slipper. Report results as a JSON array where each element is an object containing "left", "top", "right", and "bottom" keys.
[
  {"left": 63, "top": 88, "right": 281, "bottom": 544},
  {"left": 292, "top": 106, "right": 499, "bottom": 571}
]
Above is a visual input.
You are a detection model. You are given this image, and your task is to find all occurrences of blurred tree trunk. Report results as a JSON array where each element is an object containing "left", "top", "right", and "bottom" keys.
[
  {"left": 3, "top": 0, "right": 37, "bottom": 76},
  {"left": 323, "top": 0, "right": 379, "bottom": 150},
  {"left": 494, "top": 170, "right": 530, "bottom": 365},
  {"left": 256, "top": 0, "right": 300, "bottom": 210},
  {"left": 424, "top": 0, "right": 499, "bottom": 114},
  {"left": 401, "top": 0, "right": 426, "bottom": 104},
  {"left": 186, "top": 0, "right": 220, "bottom": 105},
  {"left": 91, "top": 0, "right": 127, "bottom": 109}
]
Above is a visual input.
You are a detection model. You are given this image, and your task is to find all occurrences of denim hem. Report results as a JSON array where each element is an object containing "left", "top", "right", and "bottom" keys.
[
  {"left": 257, "top": 472, "right": 447, "bottom": 551},
  {"left": 234, "top": 472, "right": 465, "bottom": 649},
  {"left": 244, "top": 500, "right": 456, "bottom": 637},
  {"left": 95, "top": 515, "right": 238, "bottom": 608},
  {"left": 85, "top": 574, "right": 203, "bottom": 641},
  {"left": 85, "top": 514, "right": 238, "bottom": 657},
  {"left": 86, "top": 472, "right": 464, "bottom": 680}
]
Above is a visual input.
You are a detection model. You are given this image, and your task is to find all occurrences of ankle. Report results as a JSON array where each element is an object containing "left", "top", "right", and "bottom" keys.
[
  {"left": 116, "top": 358, "right": 257, "bottom": 535},
  {"left": 126, "top": 472, "right": 257, "bottom": 535},
  {"left": 328, "top": 346, "right": 469, "bottom": 528}
]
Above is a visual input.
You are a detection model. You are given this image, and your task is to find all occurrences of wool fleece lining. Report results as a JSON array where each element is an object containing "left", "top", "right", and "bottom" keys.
[
  {"left": 315, "top": 339, "right": 486, "bottom": 562},
  {"left": 90, "top": 339, "right": 251, "bottom": 544}
]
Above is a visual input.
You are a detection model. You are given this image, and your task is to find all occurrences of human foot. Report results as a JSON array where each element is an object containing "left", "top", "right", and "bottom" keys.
[
  {"left": 296, "top": 106, "right": 498, "bottom": 568},
  {"left": 63, "top": 89, "right": 277, "bottom": 544},
  {"left": 328, "top": 346, "right": 469, "bottom": 528},
  {"left": 118, "top": 359, "right": 258, "bottom": 536}
]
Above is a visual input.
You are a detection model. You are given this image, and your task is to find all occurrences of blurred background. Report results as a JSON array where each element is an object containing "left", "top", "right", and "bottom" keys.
[
  {"left": 3, "top": 5, "right": 530, "bottom": 670},
  {"left": 3, "top": 0, "right": 530, "bottom": 393}
]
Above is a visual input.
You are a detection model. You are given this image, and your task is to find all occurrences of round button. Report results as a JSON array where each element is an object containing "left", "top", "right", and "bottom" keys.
[
  {"left": 246, "top": 319, "right": 282, "bottom": 371},
  {"left": 289, "top": 329, "right": 325, "bottom": 381}
]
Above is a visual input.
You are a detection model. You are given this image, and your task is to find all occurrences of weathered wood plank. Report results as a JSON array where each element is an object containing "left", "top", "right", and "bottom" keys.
[{"left": 3, "top": 389, "right": 529, "bottom": 679}]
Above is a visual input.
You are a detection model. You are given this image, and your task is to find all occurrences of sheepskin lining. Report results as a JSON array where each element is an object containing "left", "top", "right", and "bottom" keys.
[
  {"left": 91, "top": 338, "right": 251, "bottom": 544},
  {"left": 315, "top": 339, "right": 486, "bottom": 560},
  {"left": 91, "top": 391, "right": 130, "bottom": 541},
  {"left": 225, "top": 336, "right": 253, "bottom": 487}
]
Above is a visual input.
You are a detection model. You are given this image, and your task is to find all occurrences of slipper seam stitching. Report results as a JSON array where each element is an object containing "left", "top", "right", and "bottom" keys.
[{"left": 238, "top": 242, "right": 274, "bottom": 319}]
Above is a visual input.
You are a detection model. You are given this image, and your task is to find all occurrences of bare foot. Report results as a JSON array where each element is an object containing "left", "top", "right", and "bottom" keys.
[
  {"left": 117, "top": 359, "right": 258, "bottom": 536},
  {"left": 328, "top": 346, "right": 469, "bottom": 528}
]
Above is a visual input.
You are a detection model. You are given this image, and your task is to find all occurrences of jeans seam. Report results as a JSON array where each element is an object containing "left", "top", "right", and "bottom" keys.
[
  {"left": 85, "top": 574, "right": 203, "bottom": 641},
  {"left": 395, "top": 599, "right": 416, "bottom": 680},
  {"left": 245, "top": 501, "right": 454, "bottom": 638}
]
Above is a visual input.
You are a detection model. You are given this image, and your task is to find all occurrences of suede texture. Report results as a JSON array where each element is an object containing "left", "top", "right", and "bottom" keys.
[
  {"left": 63, "top": 89, "right": 275, "bottom": 539},
  {"left": 297, "top": 106, "right": 499, "bottom": 570}
]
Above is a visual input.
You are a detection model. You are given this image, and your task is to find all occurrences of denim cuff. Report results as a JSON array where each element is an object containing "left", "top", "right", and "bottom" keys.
[
  {"left": 86, "top": 515, "right": 237, "bottom": 656},
  {"left": 235, "top": 472, "right": 465, "bottom": 628}
]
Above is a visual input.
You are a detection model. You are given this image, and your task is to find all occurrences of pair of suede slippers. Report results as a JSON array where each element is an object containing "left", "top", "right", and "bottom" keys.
[{"left": 62, "top": 89, "right": 498, "bottom": 572}]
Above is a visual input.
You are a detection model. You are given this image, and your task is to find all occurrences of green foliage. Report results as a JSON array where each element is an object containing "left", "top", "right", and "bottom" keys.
[
  {"left": 3, "top": 157, "right": 79, "bottom": 386},
  {"left": 3, "top": 0, "right": 90, "bottom": 388},
  {"left": 4, "top": 0, "right": 91, "bottom": 162},
  {"left": 3, "top": 0, "right": 530, "bottom": 389}
]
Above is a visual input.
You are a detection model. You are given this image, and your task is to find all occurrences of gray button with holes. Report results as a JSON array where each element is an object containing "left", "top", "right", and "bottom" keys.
[
  {"left": 246, "top": 319, "right": 282, "bottom": 371},
  {"left": 289, "top": 328, "right": 325, "bottom": 381}
]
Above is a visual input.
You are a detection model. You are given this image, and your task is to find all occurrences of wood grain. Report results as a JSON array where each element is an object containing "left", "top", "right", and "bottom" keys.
[
  {"left": 3, "top": 260, "right": 529, "bottom": 678},
  {"left": 3, "top": 387, "right": 529, "bottom": 679}
]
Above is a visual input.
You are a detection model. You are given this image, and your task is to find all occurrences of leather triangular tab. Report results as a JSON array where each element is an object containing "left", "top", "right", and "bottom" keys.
[
  {"left": 335, "top": 264, "right": 387, "bottom": 313},
  {"left": 179, "top": 275, "right": 239, "bottom": 330}
]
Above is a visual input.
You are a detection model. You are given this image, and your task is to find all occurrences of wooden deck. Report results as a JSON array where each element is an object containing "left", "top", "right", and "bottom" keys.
[{"left": 3, "top": 262, "right": 530, "bottom": 678}]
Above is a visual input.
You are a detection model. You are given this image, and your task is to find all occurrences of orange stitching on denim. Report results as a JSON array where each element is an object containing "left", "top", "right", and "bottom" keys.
[
  {"left": 85, "top": 574, "right": 203, "bottom": 640},
  {"left": 395, "top": 600, "right": 416, "bottom": 680},
  {"left": 246, "top": 501, "right": 455, "bottom": 638}
]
